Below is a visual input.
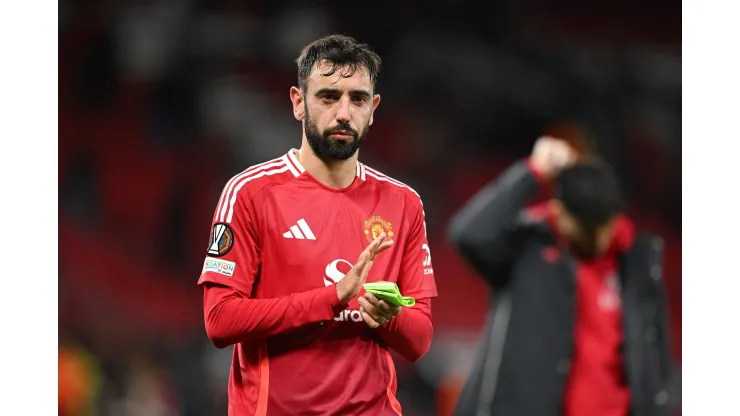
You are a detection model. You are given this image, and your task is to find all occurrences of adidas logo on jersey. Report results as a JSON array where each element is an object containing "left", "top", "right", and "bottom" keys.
[{"left": 282, "top": 218, "right": 316, "bottom": 240}]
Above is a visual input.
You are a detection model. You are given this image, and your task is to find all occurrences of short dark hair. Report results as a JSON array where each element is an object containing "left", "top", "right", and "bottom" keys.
[
  {"left": 295, "top": 34, "right": 381, "bottom": 92},
  {"left": 554, "top": 160, "right": 625, "bottom": 229}
]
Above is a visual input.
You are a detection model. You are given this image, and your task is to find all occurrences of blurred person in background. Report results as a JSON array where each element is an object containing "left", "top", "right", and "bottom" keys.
[
  {"left": 58, "top": 342, "right": 102, "bottom": 416},
  {"left": 198, "top": 34, "right": 437, "bottom": 415},
  {"left": 447, "top": 137, "right": 671, "bottom": 416}
]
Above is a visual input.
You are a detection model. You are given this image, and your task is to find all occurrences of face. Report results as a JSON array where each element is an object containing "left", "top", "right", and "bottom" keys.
[
  {"left": 551, "top": 201, "right": 615, "bottom": 259},
  {"left": 290, "top": 61, "right": 381, "bottom": 161}
]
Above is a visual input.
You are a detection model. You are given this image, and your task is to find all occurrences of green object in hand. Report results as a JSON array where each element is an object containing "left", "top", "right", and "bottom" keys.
[{"left": 363, "top": 281, "right": 416, "bottom": 307}]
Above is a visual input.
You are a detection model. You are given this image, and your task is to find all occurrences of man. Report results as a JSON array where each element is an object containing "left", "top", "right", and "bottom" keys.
[
  {"left": 198, "top": 34, "right": 437, "bottom": 416},
  {"left": 448, "top": 137, "right": 672, "bottom": 416}
]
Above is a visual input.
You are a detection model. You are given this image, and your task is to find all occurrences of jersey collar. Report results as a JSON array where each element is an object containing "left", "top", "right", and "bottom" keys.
[{"left": 286, "top": 148, "right": 365, "bottom": 182}]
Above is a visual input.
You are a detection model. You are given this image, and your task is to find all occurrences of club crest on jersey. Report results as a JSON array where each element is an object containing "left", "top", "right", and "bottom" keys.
[
  {"left": 364, "top": 214, "right": 394, "bottom": 243},
  {"left": 207, "top": 223, "right": 234, "bottom": 257}
]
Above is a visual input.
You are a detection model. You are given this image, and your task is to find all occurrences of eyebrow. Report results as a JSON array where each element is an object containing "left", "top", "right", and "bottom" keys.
[{"left": 314, "top": 88, "right": 372, "bottom": 99}]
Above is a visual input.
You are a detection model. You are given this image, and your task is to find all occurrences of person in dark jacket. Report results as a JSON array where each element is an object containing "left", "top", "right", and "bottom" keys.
[{"left": 448, "top": 137, "right": 672, "bottom": 416}]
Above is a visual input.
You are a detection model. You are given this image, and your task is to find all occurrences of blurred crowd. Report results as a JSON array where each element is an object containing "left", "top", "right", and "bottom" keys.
[{"left": 59, "top": 0, "right": 680, "bottom": 414}]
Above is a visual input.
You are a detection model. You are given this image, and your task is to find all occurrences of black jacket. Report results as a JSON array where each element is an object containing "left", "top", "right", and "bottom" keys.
[{"left": 447, "top": 161, "right": 672, "bottom": 416}]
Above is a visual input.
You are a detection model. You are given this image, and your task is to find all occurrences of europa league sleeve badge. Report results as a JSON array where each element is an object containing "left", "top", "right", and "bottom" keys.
[{"left": 207, "top": 223, "right": 235, "bottom": 257}]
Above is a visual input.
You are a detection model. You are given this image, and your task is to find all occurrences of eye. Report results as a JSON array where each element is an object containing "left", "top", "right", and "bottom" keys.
[{"left": 351, "top": 96, "right": 367, "bottom": 104}]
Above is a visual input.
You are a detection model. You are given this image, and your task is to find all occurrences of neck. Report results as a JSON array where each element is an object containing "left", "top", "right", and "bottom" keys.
[{"left": 296, "top": 140, "right": 358, "bottom": 189}]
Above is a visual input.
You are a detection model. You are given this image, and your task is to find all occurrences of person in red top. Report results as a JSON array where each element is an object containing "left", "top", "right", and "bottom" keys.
[
  {"left": 551, "top": 190, "right": 636, "bottom": 416},
  {"left": 198, "top": 34, "right": 438, "bottom": 416},
  {"left": 448, "top": 138, "right": 672, "bottom": 416}
]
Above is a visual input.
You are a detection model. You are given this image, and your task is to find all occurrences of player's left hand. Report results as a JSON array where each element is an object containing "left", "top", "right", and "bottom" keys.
[{"left": 358, "top": 292, "right": 401, "bottom": 328}]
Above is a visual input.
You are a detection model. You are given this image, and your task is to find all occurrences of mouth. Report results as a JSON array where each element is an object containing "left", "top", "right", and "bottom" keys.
[{"left": 328, "top": 131, "right": 354, "bottom": 140}]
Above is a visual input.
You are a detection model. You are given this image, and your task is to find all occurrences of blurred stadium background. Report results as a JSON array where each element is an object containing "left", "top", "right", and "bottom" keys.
[{"left": 58, "top": 0, "right": 680, "bottom": 415}]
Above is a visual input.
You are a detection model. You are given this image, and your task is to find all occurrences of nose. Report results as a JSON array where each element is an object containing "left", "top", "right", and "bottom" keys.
[{"left": 335, "top": 97, "right": 351, "bottom": 124}]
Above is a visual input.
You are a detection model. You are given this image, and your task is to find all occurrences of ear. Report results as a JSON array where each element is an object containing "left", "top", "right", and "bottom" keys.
[
  {"left": 369, "top": 94, "right": 381, "bottom": 126},
  {"left": 549, "top": 199, "right": 580, "bottom": 237},
  {"left": 548, "top": 199, "right": 568, "bottom": 231},
  {"left": 548, "top": 199, "right": 563, "bottom": 217},
  {"left": 290, "top": 86, "right": 305, "bottom": 121}
]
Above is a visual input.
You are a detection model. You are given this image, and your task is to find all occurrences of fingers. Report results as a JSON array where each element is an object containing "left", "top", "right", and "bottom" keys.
[
  {"left": 553, "top": 142, "right": 576, "bottom": 167},
  {"left": 370, "top": 240, "right": 394, "bottom": 260},
  {"left": 363, "top": 293, "right": 391, "bottom": 313},
  {"left": 372, "top": 298, "right": 401, "bottom": 318},
  {"left": 532, "top": 136, "right": 580, "bottom": 178},
  {"left": 384, "top": 302, "right": 402, "bottom": 318},
  {"left": 358, "top": 296, "right": 382, "bottom": 318},
  {"left": 363, "top": 292, "right": 381, "bottom": 306},
  {"left": 368, "top": 232, "right": 394, "bottom": 256},
  {"left": 358, "top": 296, "right": 397, "bottom": 321},
  {"left": 347, "top": 233, "right": 395, "bottom": 300},
  {"left": 356, "top": 232, "right": 386, "bottom": 267},
  {"left": 359, "top": 293, "right": 401, "bottom": 329},
  {"left": 359, "top": 306, "right": 382, "bottom": 329},
  {"left": 354, "top": 250, "right": 372, "bottom": 272},
  {"left": 355, "top": 232, "right": 394, "bottom": 274},
  {"left": 368, "top": 232, "right": 387, "bottom": 253}
]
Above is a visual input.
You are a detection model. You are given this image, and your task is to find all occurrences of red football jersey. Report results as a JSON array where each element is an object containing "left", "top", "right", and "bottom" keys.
[
  {"left": 562, "top": 216, "right": 635, "bottom": 416},
  {"left": 198, "top": 149, "right": 438, "bottom": 416}
]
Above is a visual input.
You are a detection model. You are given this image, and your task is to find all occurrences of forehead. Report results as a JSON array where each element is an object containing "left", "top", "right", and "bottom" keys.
[{"left": 306, "top": 60, "right": 373, "bottom": 92}]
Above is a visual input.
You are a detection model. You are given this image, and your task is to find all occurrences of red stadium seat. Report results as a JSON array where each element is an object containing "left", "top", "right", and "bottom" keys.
[
  {"left": 94, "top": 133, "right": 178, "bottom": 237},
  {"left": 59, "top": 220, "right": 201, "bottom": 336}
]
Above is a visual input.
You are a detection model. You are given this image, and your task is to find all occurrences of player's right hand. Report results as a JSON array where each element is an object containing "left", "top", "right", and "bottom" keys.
[
  {"left": 335, "top": 232, "right": 394, "bottom": 304},
  {"left": 529, "top": 136, "right": 578, "bottom": 179}
]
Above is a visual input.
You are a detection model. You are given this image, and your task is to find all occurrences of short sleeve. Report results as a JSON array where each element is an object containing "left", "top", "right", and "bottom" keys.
[
  {"left": 398, "top": 202, "right": 438, "bottom": 300},
  {"left": 197, "top": 190, "right": 260, "bottom": 297}
]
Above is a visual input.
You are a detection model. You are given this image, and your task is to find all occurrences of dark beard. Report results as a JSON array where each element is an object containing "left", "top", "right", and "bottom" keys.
[{"left": 304, "top": 107, "right": 369, "bottom": 161}]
